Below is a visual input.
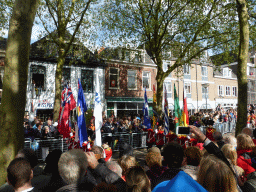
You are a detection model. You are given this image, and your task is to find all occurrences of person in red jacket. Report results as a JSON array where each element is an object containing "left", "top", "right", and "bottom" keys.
[
  {"left": 156, "top": 126, "right": 165, "bottom": 150},
  {"left": 236, "top": 133, "right": 256, "bottom": 177},
  {"left": 165, "top": 131, "right": 177, "bottom": 143},
  {"left": 147, "top": 128, "right": 156, "bottom": 149}
]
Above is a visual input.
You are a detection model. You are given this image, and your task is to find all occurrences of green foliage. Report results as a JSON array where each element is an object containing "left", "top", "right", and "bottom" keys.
[
  {"left": 100, "top": 0, "right": 240, "bottom": 113},
  {"left": 0, "top": 0, "right": 14, "bottom": 33}
]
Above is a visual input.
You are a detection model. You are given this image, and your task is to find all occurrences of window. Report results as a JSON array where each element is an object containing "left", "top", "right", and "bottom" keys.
[
  {"left": 163, "top": 62, "right": 171, "bottom": 77},
  {"left": 202, "top": 86, "right": 209, "bottom": 94},
  {"left": 184, "top": 64, "right": 190, "bottom": 75},
  {"left": 218, "top": 85, "right": 223, "bottom": 96},
  {"left": 127, "top": 70, "right": 137, "bottom": 89},
  {"left": 81, "top": 70, "right": 93, "bottom": 93},
  {"left": 226, "top": 86, "right": 231, "bottom": 96},
  {"left": 30, "top": 65, "right": 46, "bottom": 89},
  {"left": 184, "top": 82, "right": 191, "bottom": 94},
  {"left": 142, "top": 71, "right": 151, "bottom": 89},
  {"left": 134, "top": 51, "right": 142, "bottom": 62},
  {"left": 223, "top": 68, "right": 231, "bottom": 77},
  {"left": 62, "top": 68, "right": 71, "bottom": 85},
  {"left": 201, "top": 66, "right": 207, "bottom": 77},
  {"left": 232, "top": 87, "right": 237, "bottom": 97},
  {"left": 165, "top": 81, "right": 172, "bottom": 98},
  {"left": 165, "top": 82, "right": 172, "bottom": 93},
  {"left": 109, "top": 68, "right": 119, "bottom": 88}
]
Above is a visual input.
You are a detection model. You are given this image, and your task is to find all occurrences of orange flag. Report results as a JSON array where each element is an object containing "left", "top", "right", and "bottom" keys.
[{"left": 183, "top": 89, "right": 189, "bottom": 126}]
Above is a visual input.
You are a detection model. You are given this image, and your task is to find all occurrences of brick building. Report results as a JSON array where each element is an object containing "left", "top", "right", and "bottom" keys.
[{"left": 101, "top": 47, "right": 157, "bottom": 118}]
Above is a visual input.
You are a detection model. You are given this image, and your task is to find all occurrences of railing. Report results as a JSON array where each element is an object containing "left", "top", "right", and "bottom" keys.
[
  {"left": 101, "top": 132, "right": 147, "bottom": 151},
  {"left": 24, "top": 122, "right": 236, "bottom": 161},
  {"left": 24, "top": 138, "right": 68, "bottom": 161}
]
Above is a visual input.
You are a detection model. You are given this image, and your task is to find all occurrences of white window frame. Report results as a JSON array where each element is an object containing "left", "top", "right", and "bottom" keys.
[
  {"left": 165, "top": 81, "right": 172, "bottom": 93},
  {"left": 223, "top": 68, "right": 231, "bottom": 78},
  {"left": 109, "top": 67, "right": 119, "bottom": 89},
  {"left": 127, "top": 70, "right": 137, "bottom": 90},
  {"left": 226, "top": 86, "right": 231, "bottom": 96},
  {"left": 232, "top": 86, "right": 237, "bottom": 97},
  {"left": 201, "top": 66, "right": 208, "bottom": 77},
  {"left": 184, "top": 64, "right": 190, "bottom": 75},
  {"left": 184, "top": 82, "right": 191, "bottom": 94},
  {"left": 142, "top": 71, "right": 151, "bottom": 90},
  {"left": 218, "top": 85, "right": 224, "bottom": 96}
]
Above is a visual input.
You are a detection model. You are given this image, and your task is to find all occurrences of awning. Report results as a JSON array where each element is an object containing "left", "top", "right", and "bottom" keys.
[{"left": 106, "top": 97, "right": 153, "bottom": 103}]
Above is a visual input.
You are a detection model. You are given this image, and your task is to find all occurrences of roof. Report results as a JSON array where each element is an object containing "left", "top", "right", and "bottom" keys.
[
  {"left": 99, "top": 46, "right": 156, "bottom": 65},
  {"left": 29, "top": 31, "right": 105, "bottom": 67}
]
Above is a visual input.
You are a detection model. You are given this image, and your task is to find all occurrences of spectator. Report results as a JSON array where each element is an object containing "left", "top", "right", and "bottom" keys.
[
  {"left": 152, "top": 171, "right": 207, "bottom": 192},
  {"left": 106, "top": 161, "right": 122, "bottom": 178},
  {"left": 242, "top": 127, "right": 253, "bottom": 138},
  {"left": 119, "top": 143, "right": 134, "bottom": 158},
  {"left": 91, "top": 145, "right": 106, "bottom": 164},
  {"left": 212, "top": 131, "right": 225, "bottom": 149},
  {"left": 57, "top": 149, "right": 89, "bottom": 192},
  {"left": 40, "top": 150, "right": 65, "bottom": 191},
  {"left": 151, "top": 143, "right": 184, "bottom": 189},
  {"left": 148, "top": 146, "right": 161, "bottom": 154},
  {"left": 236, "top": 133, "right": 256, "bottom": 177},
  {"left": 221, "top": 144, "right": 244, "bottom": 177},
  {"left": 7, "top": 158, "right": 35, "bottom": 192},
  {"left": 197, "top": 154, "right": 238, "bottom": 192},
  {"left": 102, "top": 143, "right": 112, "bottom": 162},
  {"left": 41, "top": 126, "right": 52, "bottom": 139},
  {"left": 181, "top": 146, "right": 202, "bottom": 180},
  {"left": 145, "top": 152, "right": 167, "bottom": 181},
  {"left": 126, "top": 166, "right": 151, "bottom": 192},
  {"left": 223, "top": 135, "right": 237, "bottom": 148},
  {"left": 118, "top": 155, "right": 137, "bottom": 181}
]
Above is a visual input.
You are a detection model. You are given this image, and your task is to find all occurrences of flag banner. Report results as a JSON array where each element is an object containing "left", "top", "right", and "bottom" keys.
[
  {"left": 57, "top": 86, "right": 76, "bottom": 138},
  {"left": 164, "top": 84, "right": 169, "bottom": 135},
  {"left": 174, "top": 84, "right": 181, "bottom": 133},
  {"left": 183, "top": 89, "right": 189, "bottom": 126},
  {"left": 77, "top": 78, "right": 88, "bottom": 147},
  {"left": 143, "top": 88, "right": 151, "bottom": 129},
  {"left": 94, "top": 73, "right": 102, "bottom": 146}
]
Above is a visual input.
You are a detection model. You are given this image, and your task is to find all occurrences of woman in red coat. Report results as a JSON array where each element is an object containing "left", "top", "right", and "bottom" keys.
[
  {"left": 147, "top": 128, "right": 156, "bottom": 149},
  {"left": 156, "top": 126, "right": 165, "bottom": 150},
  {"left": 236, "top": 133, "right": 256, "bottom": 177}
]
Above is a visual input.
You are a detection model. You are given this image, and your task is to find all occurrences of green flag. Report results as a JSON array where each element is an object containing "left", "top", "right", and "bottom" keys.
[{"left": 174, "top": 84, "right": 182, "bottom": 132}]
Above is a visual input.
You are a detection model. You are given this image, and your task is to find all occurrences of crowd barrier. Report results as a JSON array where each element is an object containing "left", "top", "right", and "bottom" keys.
[
  {"left": 24, "top": 138, "right": 68, "bottom": 161},
  {"left": 213, "top": 121, "right": 236, "bottom": 134},
  {"left": 101, "top": 132, "right": 147, "bottom": 151},
  {"left": 24, "top": 122, "right": 236, "bottom": 160}
]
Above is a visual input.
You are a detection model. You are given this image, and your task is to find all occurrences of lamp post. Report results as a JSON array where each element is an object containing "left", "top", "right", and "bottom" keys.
[{"left": 202, "top": 83, "right": 209, "bottom": 112}]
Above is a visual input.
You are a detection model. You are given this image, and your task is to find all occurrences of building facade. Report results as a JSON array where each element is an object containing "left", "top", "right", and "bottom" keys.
[
  {"left": 102, "top": 47, "right": 157, "bottom": 118},
  {"left": 163, "top": 53, "right": 216, "bottom": 114}
]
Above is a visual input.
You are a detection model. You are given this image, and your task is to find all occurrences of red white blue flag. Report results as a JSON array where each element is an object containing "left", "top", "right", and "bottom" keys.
[{"left": 57, "top": 86, "right": 76, "bottom": 138}]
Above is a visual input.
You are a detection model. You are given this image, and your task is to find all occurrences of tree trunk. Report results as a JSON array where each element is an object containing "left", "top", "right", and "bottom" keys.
[
  {"left": 0, "top": 0, "right": 38, "bottom": 185},
  {"left": 155, "top": 61, "right": 165, "bottom": 115},
  {"left": 236, "top": 0, "right": 249, "bottom": 135},
  {"left": 53, "top": 49, "right": 65, "bottom": 122}
]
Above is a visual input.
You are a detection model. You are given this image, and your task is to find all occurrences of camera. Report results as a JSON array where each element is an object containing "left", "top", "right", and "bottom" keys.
[{"left": 176, "top": 126, "right": 190, "bottom": 135}]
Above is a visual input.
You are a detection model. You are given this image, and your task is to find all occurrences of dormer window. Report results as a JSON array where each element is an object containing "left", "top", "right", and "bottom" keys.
[{"left": 223, "top": 68, "right": 231, "bottom": 77}]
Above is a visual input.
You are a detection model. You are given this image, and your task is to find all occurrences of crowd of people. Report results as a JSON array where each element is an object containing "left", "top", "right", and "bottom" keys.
[
  {"left": 4, "top": 125, "right": 256, "bottom": 192},
  {"left": 9, "top": 105, "right": 256, "bottom": 191}
]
